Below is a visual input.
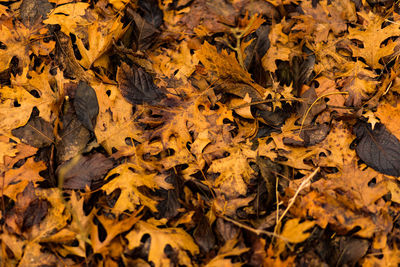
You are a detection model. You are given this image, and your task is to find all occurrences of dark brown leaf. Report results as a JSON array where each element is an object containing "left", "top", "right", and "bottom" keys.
[
  {"left": 130, "top": 11, "right": 159, "bottom": 51},
  {"left": 138, "top": 0, "right": 163, "bottom": 28},
  {"left": 56, "top": 102, "right": 90, "bottom": 163},
  {"left": 73, "top": 81, "right": 99, "bottom": 132},
  {"left": 22, "top": 198, "right": 50, "bottom": 231},
  {"left": 193, "top": 214, "right": 215, "bottom": 252},
  {"left": 117, "top": 62, "right": 165, "bottom": 105},
  {"left": 56, "top": 153, "right": 114, "bottom": 190},
  {"left": 354, "top": 121, "right": 400, "bottom": 176},
  {"left": 20, "top": 0, "right": 52, "bottom": 27},
  {"left": 12, "top": 117, "right": 54, "bottom": 148}
]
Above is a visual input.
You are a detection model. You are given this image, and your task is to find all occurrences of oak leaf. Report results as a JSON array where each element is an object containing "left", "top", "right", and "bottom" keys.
[
  {"left": 337, "top": 61, "right": 377, "bottom": 106},
  {"left": 195, "top": 41, "right": 269, "bottom": 99},
  {"left": 76, "top": 18, "right": 126, "bottom": 69},
  {"left": 375, "top": 101, "right": 400, "bottom": 140},
  {"left": 126, "top": 220, "right": 199, "bottom": 267},
  {"left": 93, "top": 82, "right": 144, "bottom": 153},
  {"left": 347, "top": 11, "right": 400, "bottom": 69},
  {"left": 281, "top": 218, "right": 316, "bottom": 243},
  {"left": 0, "top": 20, "right": 32, "bottom": 76},
  {"left": 205, "top": 237, "right": 249, "bottom": 267},
  {"left": 208, "top": 142, "right": 256, "bottom": 198},
  {"left": 91, "top": 211, "right": 141, "bottom": 253},
  {"left": 1, "top": 70, "right": 57, "bottom": 136},
  {"left": 1, "top": 158, "right": 45, "bottom": 200},
  {"left": 102, "top": 163, "right": 169, "bottom": 213},
  {"left": 293, "top": 0, "right": 356, "bottom": 43},
  {"left": 43, "top": 3, "right": 91, "bottom": 36}
]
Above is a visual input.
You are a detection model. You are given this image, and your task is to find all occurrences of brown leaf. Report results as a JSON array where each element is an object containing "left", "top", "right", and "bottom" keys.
[
  {"left": 22, "top": 198, "right": 50, "bottom": 232},
  {"left": 56, "top": 153, "right": 114, "bottom": 190},
  {"left": 117, "top": 62, "right": 165, "bottom": 105},
  {"left": 12, "top": 117, "right": 54, "bottom": 148}
]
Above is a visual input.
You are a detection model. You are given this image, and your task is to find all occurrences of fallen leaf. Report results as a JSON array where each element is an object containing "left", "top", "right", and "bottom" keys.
[
  {"left": 57, "top": 153, "right": 113, "bottom": 189},
  {"left": 73, "top": 81, "right": 99, "bottom": 132},
  {"left": 126, "top": 220, "right": 200, "bottom": 267},
  {"left": 117, "top": 62, "right": 165, "bottom": 105},
  {"left": 281, "top": 218, "right": 316, "bottom": 243},
  {"left": 354, "top": 121, "right": 400, "bottom": 177}
]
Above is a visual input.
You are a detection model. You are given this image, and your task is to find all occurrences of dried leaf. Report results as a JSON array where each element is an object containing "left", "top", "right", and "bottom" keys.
[
  {"left": 12, "top": 117, "right": 54, "bottom": 148},
  {"left": 138, "top": 0, "right": 163, "bottom": 28}
]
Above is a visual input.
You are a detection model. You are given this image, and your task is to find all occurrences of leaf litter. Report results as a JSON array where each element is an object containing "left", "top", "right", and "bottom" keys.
[{"left": 1, "top": 0, "right": 400, "bottom": 266}]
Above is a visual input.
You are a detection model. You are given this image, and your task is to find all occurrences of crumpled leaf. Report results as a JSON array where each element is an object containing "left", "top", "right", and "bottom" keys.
[
  {"left": 73, "top": 81, "right": 99, "bottom": 132},
  {"left": 117, "top": 62, "right": 165, "bottom": 105},
  {"left": 354, "top": 121, "right": 400, "bottom": 177}
]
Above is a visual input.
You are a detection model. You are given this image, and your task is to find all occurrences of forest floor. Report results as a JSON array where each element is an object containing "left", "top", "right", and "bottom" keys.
[{"left": 1, "top": 0, "right": 400, "bottom": 266}]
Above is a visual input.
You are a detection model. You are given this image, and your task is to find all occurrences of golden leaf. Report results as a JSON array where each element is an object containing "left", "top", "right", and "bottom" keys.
[{"left": 126, "top": 220, "right": 199, "bottom": 267}]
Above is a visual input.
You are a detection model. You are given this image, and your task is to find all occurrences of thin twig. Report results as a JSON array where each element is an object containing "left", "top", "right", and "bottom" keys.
[
  {"left": 220, "top": 214, "right": 289, "bottom": 243},
  {"left": 230, "top": 98, "right": 304, "bottom": 110},
  {"left": 273, "top": 167, "right": 320, "bottom": 237}
]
